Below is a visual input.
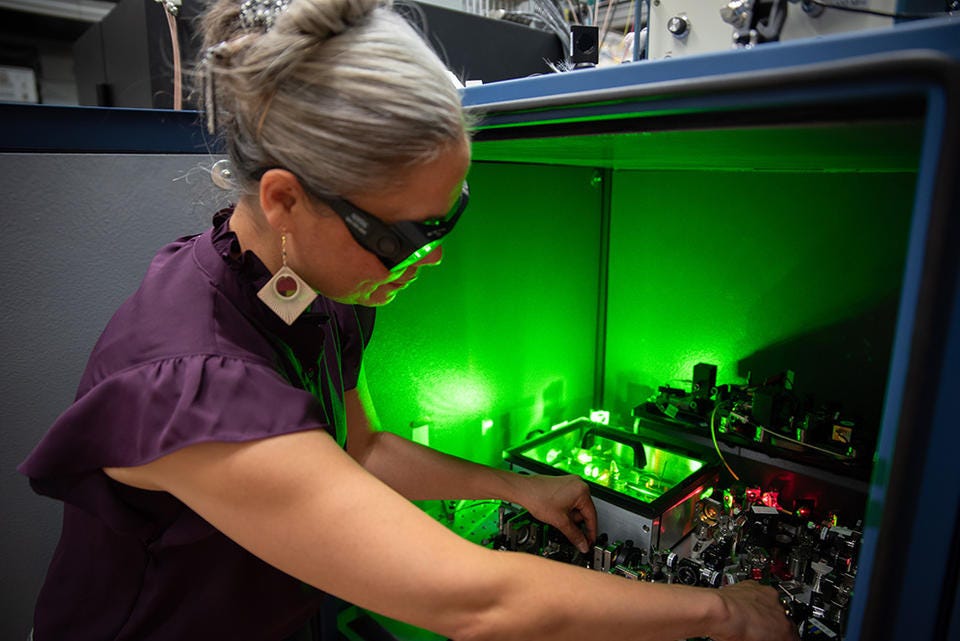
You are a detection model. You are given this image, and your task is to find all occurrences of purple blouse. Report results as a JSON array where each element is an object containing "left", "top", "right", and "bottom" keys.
[{"left": 19, "top": 210, "right": 375, "bottom": 641}]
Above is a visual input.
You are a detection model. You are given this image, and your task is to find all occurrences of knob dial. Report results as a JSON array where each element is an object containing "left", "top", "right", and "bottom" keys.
[{"left": 667, "top": 15, "right": 690, "bottom": 37}]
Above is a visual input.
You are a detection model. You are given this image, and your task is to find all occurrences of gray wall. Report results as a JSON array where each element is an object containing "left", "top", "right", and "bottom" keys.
[{"left": 0, "top": 153, "right": 228, "bottom": 639}]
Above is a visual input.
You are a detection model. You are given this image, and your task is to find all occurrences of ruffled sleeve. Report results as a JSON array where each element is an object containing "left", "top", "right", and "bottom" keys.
[{"left": 18, "top": 353, "right": 335, "bottom": 530}]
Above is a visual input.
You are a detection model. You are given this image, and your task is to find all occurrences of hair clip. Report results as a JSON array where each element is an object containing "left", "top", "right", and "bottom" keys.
[
  {"left": 154, "top": 0, "right": 181, "bottom": 16},
  {"left": 239, "top": 0, "right": 292, "bottom": 31},
  {"left": 202, "top": 42, "right": 230, "bottom": 134}
]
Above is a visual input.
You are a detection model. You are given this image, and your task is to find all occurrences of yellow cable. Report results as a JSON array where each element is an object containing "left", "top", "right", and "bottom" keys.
[{"left": 711, "top": 405, "right": 740, "bottom": 481}]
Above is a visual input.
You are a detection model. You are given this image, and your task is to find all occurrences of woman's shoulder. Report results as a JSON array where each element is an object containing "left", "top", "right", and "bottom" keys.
[{"left": 83, "top": 229, "right": 277, "bottom": 389}]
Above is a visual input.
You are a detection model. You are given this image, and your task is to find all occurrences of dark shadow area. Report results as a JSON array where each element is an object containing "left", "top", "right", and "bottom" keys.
[{"left": 737, "top": 291, "right": 901, "bottom": 453}]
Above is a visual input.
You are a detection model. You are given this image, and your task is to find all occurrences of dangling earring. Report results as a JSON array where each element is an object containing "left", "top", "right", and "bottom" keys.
[{"left": 257, "top": 233, "right": 317, "bottom": 325}]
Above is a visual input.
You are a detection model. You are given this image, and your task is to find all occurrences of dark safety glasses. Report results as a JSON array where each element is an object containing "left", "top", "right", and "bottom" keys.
[{"left": 325, "top": 182, "right": 470, "bottom": 272}]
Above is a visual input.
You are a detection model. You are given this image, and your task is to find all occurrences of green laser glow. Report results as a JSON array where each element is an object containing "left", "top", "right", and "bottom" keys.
[
  {"left": 364, "top": 162, "right": 600, "bottom": 466},
  {"left": 391, "top": 241, "right": 441, "bottom": 273},
  {"left": 481, "top": 418, "right": 494, "bottom": 436},
  {"left": 589, "top": 409, "right": 611, "bottom": 425},
  {"left": 516, "top": 428, "right": 705, "bottom": 503},
  {"left": 420, "top": 371, "right": 494, "bottom": 419}
]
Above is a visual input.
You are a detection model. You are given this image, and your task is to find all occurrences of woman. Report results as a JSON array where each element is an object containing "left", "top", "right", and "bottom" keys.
[{"left": 19, "top": 0, "right": 798, "bottom": 639}]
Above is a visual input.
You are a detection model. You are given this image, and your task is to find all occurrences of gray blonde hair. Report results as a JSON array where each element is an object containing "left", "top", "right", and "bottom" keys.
[{"left": 198, "top": 0, "right": 469, "bottom": 198}]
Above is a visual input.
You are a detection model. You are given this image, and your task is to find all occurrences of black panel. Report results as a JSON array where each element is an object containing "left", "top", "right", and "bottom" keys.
[
  {"left": 73, "top": 0, "right": 565, "bottom": 108},
  {"left": 397, "top": 2, "right": 564, "bottom": 83},
  {"left": 73, "top": 23, "right": 106, "bottom": 107},
  {"left": 0, "top": 103, "right": 215, "bottom": 153},
  {"left": 100, "top": 0, "right": 151, "bottom": 108},
  {"left": 73, "top": 0, "right": 205, "bottom": 109},
  {"left": 0, "top": 8, "right": 92, "bottom": 43}
]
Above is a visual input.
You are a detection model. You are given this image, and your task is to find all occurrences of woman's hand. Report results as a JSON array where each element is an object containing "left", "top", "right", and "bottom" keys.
[
  {"left": 711, "top": 580, "right": 800, "bottom": 641},
  {"left": 516, "top": 473, "right": 598, "bottom": 553}
]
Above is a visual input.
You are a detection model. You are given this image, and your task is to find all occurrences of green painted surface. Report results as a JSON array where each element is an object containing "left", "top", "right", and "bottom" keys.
[
  {"left": 364, "top": 162, "right": 602, "bottom": 466},
  {"left": 472, "top": 122, "right": 923, "bottom": 172},
  {"left": 349, "top": 111, "right": 925, "bottom": 641},
  {"left": 603, "top": 168, "right": 916, "bottom": 429},
  {"left": 367, "top": 122, "right": 919, "bottom": 463}
]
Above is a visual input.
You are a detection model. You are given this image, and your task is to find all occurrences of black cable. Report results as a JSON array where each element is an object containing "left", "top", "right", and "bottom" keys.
[{"left": 809, "top": 0, "right": 954, "bottom": 20}]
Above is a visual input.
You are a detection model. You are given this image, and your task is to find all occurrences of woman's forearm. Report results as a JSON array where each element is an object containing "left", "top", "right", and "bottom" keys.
[
  {"left": 112, "top": 429, "right": 794, "bottom": 641},
  {"left": 357, "top": 429, "right": 526, "bottom": 501}
]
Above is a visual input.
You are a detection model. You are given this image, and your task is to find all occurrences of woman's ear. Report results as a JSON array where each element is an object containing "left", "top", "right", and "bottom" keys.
[{"left": 258, "top": 169, "right": 308, "bottom": 230}]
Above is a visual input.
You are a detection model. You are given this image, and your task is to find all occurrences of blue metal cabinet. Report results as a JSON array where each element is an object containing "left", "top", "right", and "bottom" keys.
[{"left": 463, "top": 16, "right": 960, "bottom": 641}]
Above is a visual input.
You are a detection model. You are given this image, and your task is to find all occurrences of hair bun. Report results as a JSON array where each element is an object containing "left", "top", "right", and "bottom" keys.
[
  {"left": 275, "top": 0, "right": 389, "bottom": 42},
  {"left": 195, "top": 0, "right": 467, "bottom": 200}
]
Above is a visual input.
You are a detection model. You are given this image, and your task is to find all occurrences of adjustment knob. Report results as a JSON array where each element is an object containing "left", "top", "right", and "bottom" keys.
[
  {"left": 667, "top": 15, "right": 690, "bottom": 37},
  {"left": 720, "top": 0, "right": 750, "bottom": 28}
]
